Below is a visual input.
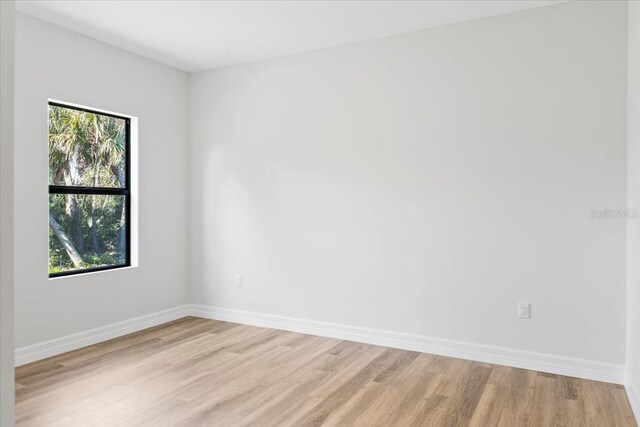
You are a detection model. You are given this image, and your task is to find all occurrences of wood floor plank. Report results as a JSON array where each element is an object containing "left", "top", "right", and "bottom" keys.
[
  {"left": 15, "top": 317, "right": 638, "bottom": 427},
  {"left": 355, "top": 354, "right": 444, "bottom": 426}
]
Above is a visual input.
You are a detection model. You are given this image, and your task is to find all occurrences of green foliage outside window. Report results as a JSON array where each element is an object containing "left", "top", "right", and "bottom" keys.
[{"left": 48, "top": 104, "right": 128, "bottom": 275}]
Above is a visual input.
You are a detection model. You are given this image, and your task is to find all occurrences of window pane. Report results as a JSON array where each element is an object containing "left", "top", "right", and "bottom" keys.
[
  {"left": 48, "top": 104, "right": 127, "bottom": 188},
  {"left": 49, "top": 194, "right": 127, "bottom": 275}
]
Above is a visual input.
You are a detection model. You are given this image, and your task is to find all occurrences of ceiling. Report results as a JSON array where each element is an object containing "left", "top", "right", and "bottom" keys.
[{"left": 16, "top": 0, "right": 565, "bottom": 73}]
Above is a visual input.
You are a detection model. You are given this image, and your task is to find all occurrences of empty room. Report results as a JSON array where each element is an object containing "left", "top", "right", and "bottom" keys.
[{"left": 1, "top": 0, "right": 640, "bottom": 425}]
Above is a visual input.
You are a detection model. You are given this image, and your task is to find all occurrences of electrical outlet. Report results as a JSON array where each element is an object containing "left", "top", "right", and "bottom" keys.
[
  {"left": 235, "top": 275, "right": 243, "bottom": 287},
  {"left": 518, "top": 302, "right": 531, "bottom": 319}
]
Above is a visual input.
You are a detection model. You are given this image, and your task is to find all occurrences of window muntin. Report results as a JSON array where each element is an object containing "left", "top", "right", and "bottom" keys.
[{"left": 48, "top": 102, "right": 130, "bottom": 277}]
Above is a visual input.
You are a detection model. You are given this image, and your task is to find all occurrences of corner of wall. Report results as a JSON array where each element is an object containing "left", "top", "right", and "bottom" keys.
[
  {"left": 0, "top": 1, "right": 16, "bottom": 424},
  {"left": 628, "top": 1, "right": 640, "bottom": 423}
]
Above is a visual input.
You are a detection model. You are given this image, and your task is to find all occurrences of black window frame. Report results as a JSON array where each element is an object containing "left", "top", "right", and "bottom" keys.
[{"left": 48, "top": 101, "right": 131, "bottom": 278}]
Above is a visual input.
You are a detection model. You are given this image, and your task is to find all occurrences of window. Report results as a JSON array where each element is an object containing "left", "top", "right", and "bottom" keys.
[{"left": 48, "top": 102, "right": 130, "bottom": 277}]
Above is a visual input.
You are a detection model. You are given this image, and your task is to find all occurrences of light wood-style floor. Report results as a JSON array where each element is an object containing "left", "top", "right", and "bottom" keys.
[{"left": 15, "top": 317, "right": 636, "bottom": 426}]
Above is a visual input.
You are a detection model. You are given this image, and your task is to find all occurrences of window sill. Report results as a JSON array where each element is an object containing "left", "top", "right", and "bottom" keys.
[{"left": 48, "top": 264, "right": 136, "bottom": 280}]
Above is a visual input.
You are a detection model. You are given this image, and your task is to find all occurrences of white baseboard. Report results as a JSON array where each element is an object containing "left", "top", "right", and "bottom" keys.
[
  {"left": 188, "top": 304, "right": 625, "bottom": 385},
  {"left": 15, "top": 305, "right": 190, "bottom": 366},
  {"left": 627, "top": 383, "right": 640, "bottom": 423},
  {"left": 14, "top": 303, "right": 625, "bottom": 386}
]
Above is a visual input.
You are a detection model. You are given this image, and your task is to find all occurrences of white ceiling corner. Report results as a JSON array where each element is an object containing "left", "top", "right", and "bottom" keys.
[{"left": 16, "top": 0, "right": 567, "bottom": 73}]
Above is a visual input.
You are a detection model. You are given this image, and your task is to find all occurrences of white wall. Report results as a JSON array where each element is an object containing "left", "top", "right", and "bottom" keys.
[
  {"left": 189, "top": 1, "right": 627, "bottom": 365},
  {"left": 14, "top": 14, "right": 189, "bottom": 348},
  {"left": 1, "top": 1, "right": 15, "bottom": 424},
  {"left": 627, "top": 0, "right": 640, "bottom": 419}
]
